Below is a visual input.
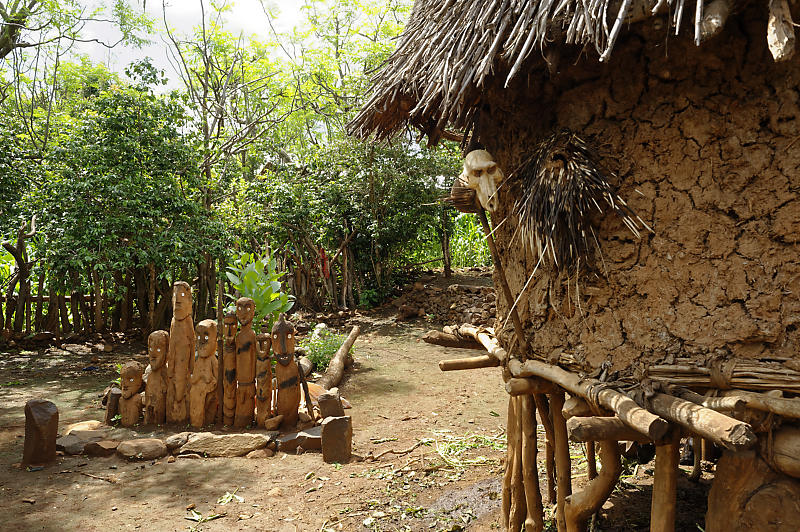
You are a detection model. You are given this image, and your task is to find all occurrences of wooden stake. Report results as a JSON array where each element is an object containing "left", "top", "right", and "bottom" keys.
[
  {"left": 650, "top": 431, "right": 680, "bottom": 532},
  {"left": 550, "top": 391, "right": 571, "bottom": 532},
  {"left": 439, "top": 354, "right": 501, "bottom": 371},
  {"left": 509, "top": 396, "right": 526, "bottom": 531},
  {"left": 503, "top": 395, "right": 518, "bottom": 530},
  {"left": 510, "top": 358, "right": 669, "bottom": 440},
  {"left": 521, "top": 394, "right": 544, "bottom": 531}
]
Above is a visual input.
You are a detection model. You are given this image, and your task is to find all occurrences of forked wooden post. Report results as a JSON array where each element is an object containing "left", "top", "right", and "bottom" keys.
[
  {"left": 651, "top": 430, "right": 680, "bottom": 532},
  {"left": 520, "top": 395, "right": 544, "bottom": 531},
  {"left": 550, "top": 390, "right": 572, "bottom": 532}
]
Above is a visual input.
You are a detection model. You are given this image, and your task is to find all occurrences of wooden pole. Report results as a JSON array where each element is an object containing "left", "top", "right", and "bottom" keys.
[
  {"left": 476, "top": 208, "right": 530, "bottom": 357},
  {"left": 520, "top": 394, "right": 544, "bottom": 531},
  {"left": 648, "top": 392, "right": 756, "bottom": 451},
  {"left": 451, "top": 324, "right": 508, "bottom": 362},
  {"left": 722, "top": 389, "right": 800, "bottom": 418},
  {"left": 439, "top": 354, "right": 500, "bottom": 371},
  {"left": 422, "top": 330, "right": 482, "bottom": 349},
  {"left": 551, "top": 391, "right": 571, "bottom": 532},
  {"left": 510, "top": 358, "right": 669, "bottom": 440},
  {"left": 509, "top": 396, "right": 526, "bottom": 531},
  {"left": 506, "top": 377, "right": 554, "bottom": 396},
  {"left": 650, "top": 431, "right": 680, "bottom": 532},
  {"left": 567, "top": 416, "right": 652, "bottom": 444},
  {"left": 586, "top": 442, "right": 597, "bottom": 481},
  {"left": 565, "top": 440, "right": 621, "bottom": 532},
  {"left": 503, "top": 395, "right": 522, "bottom": 530},
  {"left": 534, "top": 393, "right": 557, "bottom": 504}
]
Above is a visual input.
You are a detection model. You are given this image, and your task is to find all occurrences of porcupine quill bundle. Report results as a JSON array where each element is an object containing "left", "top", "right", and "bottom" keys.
[{"left": 514, "top": 129, "right": 651, "bottom": 274}]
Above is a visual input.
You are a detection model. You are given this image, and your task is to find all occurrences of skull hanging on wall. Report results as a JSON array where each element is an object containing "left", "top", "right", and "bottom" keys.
[{"left": 459, "top": 150, "right": 504, "bottom": 212}]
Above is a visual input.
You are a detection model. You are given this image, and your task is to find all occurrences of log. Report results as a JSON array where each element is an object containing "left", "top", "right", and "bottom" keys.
[
  {"left": 298, "top": 356, "right": 313, "bottom": 377},
  {"left": 563, "top": 395, "right": 612, "bottom": 418},
  {"left": 672, "top": 388, "right": 745, "bottom": 411},
  {"left": 509, "top": 358, "right": 669, "bottom": 440},
  {"left": 768, "top": 0, "right": 795, "bottom": 62},
  {"left": 452, "top": 324, "right": 508, "bottom": 362},
  {"left": 650, "top": 432, "right": 680, "bottom": 532},
  {"left": 506, "top": 377, "right": 554, "bottom": 396},
  {"left": 550, "top": 391, "right": 571, "bottom": 532},
  {"left": 567, "top": 416, "right": 651, "bottom": 444},
  {"left": 760, "top": 426, "right": 800, "bottom": 479},
  {"left": 585, "top": 442, "right": 597, "bottom": 481},
  {"left": 422, "top": 330, "right": 482, "bottom": 349},
  {"left": 722, "top": 390, "right": 800, "bottom": 419},
  {"left": 520, "top": 395, "right": 544, "bottom": 531},
  {"left": 648, "top": 393, "right": 756, "bottom": 451},
  {"left": 316, "top": 326, "right": 360, "bottom": 390},
  {"left": 439, "top": 354, "right": 500, "bottom": 371},
  {"left": 565, "top": 440, "right": 621, "bottom": 532}
]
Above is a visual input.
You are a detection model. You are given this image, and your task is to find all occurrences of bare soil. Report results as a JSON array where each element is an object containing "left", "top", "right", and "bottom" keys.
[{"left": 0, "top": 271, "right": 709, "bottom": 531}]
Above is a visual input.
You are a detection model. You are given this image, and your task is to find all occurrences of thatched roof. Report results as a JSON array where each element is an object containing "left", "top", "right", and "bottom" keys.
[{"left": 349, "top": 0, "right": 794, "bottom": 142}]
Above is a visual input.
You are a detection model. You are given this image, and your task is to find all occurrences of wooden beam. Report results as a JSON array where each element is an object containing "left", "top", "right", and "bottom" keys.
[
  {"left": 722, "top": 390, "right": 800, "bottom": 419},
  {"left": 650, "top": 432, "right": 680, "bottom": 532},
  {"left": 506, "top": 377, "right": 554, "bottom": 396},
  {"left": 451, "top": 324, "right": 508, "bottom": 363},
  {"left": 562, "top": 395, "right": 612, "bottom": 419},
  {"left": 648, "top": 393, "right": 756, "bottom": 451},
  {"left": 509, "top": 358, "right": 669, "bottom": 441},
  {"left": 520, "top": 395, "right": 544, "bottom": 531},
  {"left": 438, "top": 354, "right": 501, "bottom": 371},
  {"left": 422, "top": 330, "right": 482, "bottom": 349},
  {"left": 671, "top": 388, "right": 745, "bottom": 411},
  {"left": 567, "top": 416, "right": 652, "bottom": 444}
]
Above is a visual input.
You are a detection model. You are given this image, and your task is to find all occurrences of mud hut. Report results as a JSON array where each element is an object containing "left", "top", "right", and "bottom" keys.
[{"left": 351, "top": 1, "right": 800, "bottom": 531}]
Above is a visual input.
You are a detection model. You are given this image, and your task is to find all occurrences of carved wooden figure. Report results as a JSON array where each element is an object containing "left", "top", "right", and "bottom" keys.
[
  {"left": 190, "top": 319, "right": 218, "bottom": 428},
  {"left": 144, "top": 330, "right": 168, "bottom": 425},
  {"left": 255, "top": 332, "right": 273, "bottom": 427},
  {"left": 272, "top": 314, "right": 301, "bottom": 430},
  {"left": 167, "top": 281, "right": 194, "bottom": 424},
  {"left": 222, "top": 311, "right": 237, "bottom": 426},
  {"left": 234, "top": 297, "right": 257, "bottom": 428},
  {"left": 119, "top": 361, "right": 144, "bottom": 427}
]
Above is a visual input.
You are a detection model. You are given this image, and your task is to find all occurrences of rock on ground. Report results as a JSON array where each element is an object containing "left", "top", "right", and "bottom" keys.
[
  {"left": 116, "top": 439, "right": 168, "bottom": 461},
  {"left": 321, "top": 416, "right": 352, "bottom": 464},
  {"left": 23, "top": 399, "right": 58, "bottom": 466},
  {"left": 179, "top": 432, "right": 274, "bottom": 457}
]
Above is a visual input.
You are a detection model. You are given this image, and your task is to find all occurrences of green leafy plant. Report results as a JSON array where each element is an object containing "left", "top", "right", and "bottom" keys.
[
  {"left": 450, "top": 213, "right": 492, "bottom": 268},
  {"left": 299, "top": 328, "right": 348, "bottom": 370},
  {"left": 226, "top": 251, "right": 294, "bottom": 330}
]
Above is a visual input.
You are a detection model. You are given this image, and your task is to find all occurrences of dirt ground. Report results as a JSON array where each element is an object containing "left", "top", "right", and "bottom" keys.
[{"left": 0, "top": 272, "right": 710, "bottom": 531}]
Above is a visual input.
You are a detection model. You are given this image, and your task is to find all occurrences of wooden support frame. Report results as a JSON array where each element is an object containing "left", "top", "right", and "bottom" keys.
[
  {"left": 506, "top": 377, "right": 554, "bottom": 396},
  {"left": 550, "top": 391, "right": 572, "bottom": 532},
  {"left": 567, "top": 416, "right": 651, "bottom": 444},
  {"left": 438, "top": 354, "right": 500, "bottom": 371},
  {"left": 650, "top": 431, "right": 680, "bottom": 532},
  {"left": 565, "top": 439, "right": 622, "bottom": 532},
  {"left": 521, "top": 395, "right": 544, "bottom": 531}
]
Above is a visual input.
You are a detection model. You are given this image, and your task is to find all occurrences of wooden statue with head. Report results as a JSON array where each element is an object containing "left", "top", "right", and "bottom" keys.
[
  {"left": 189, "top": 319, "right": 218, "bottom": 428},
  {"left": 233, "top": 297, "right": 257, "bottom": 428},
  {"left": 166, "top": 281, "right": 194, "bottom": 424},
  {"left": 255, "top": 329, "right": 273, "bottom": 428},
  {"left": 222, "top": 310, "right": 238, "bottom": 426},
  {"left": 459, "top": 149, "right": 503, "bottom": 212},
  {"left": 272, "top": 313, "right": 301, "bottom": 429},
  {"left": 144, "top": 330, "right": 168, "bottom": 425},
  {"left": 119, "top": 361, "right": 144, "bottom": 427}
]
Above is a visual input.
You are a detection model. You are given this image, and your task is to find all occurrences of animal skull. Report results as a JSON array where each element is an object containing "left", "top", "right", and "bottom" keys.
[{"left": 459, "top": 150, "right": 503, "bottom": 212}]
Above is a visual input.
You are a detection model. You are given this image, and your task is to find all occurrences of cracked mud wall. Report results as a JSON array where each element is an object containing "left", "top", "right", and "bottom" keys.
[{"left": 475, "top": 8, "right": 800, "bottom": 372}]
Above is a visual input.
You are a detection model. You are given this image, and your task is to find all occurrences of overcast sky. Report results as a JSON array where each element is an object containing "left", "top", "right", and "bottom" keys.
[{"left": 76, "top": 1, "right": 301, "bottom": 89}]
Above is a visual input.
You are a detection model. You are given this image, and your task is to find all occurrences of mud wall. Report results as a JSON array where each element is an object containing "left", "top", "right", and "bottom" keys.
[{"left": 475, "top": 9, "right": 800, "bottom": 372}]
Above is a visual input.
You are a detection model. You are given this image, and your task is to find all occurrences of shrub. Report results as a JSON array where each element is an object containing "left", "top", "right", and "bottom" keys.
[{"left": 299, "top": 327, "right": 350, "bottom": 371}]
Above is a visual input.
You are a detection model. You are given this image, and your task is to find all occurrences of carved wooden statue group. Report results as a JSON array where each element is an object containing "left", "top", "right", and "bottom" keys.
[{"left": 118, "top": 281, "right": 305, "bottom": 431}]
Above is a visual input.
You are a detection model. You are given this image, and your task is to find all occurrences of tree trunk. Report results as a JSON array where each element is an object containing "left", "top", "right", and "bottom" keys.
[
  {"left": 121, "top": 271, "right": 132, "bottom": 331},
  {"left": 148, "top": 263, "right": 156, "bottom": 332},
  {"left": 92, "top": 269, "right": 104, "bottom": 332},
  {"left": 441, "top": 207, "right": 452, "bottom": 278},
  {"left": 58, "top": 294, "right": 71, "bottom": 333},
  {"left": 44, "top": 283, "right": 58, "bottom": 333},
  {"left": 35, "top": 273, "right": 45, "bottom": 331}
]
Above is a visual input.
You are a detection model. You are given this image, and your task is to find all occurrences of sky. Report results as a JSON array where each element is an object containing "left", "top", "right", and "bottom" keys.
[{"left": 76, "top": 0, "right": 302, "bottom": 89}]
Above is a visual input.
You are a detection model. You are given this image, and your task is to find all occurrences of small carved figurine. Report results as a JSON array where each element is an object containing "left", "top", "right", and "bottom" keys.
[
  {"left": 222, "top": 311, "right": 238, "bottom": 426},
  {"left": 233, "top": 297, "right": 257, "bottom": 428},
  {"left": 167, "top": 281, "right": 195, "bottom": 424},
  {"left": 272, "top": 314, "right": 301, "bottom": 430},
  {"left": 189, "top": 319, "right": 218, "bottom": 428},
  {"left": 255, "top": 332, "right": 272, "bottom": 427},
  {"left": 119, "top": 361, "right": 144, "bottom": 427},
  {"left": 144, "top": 330, "right": 169, "bottom": 425}
]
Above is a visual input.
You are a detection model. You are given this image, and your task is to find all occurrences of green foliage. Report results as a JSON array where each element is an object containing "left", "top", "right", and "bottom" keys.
[
  {"left": 299, "top": 327, "right": 348, "bottom": 370},
  {"left": 450, "top": 214, "right": 492, "bottom": 268},
  {"left": 226, "top": 251, "right": 294, "bottom": 330}
]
